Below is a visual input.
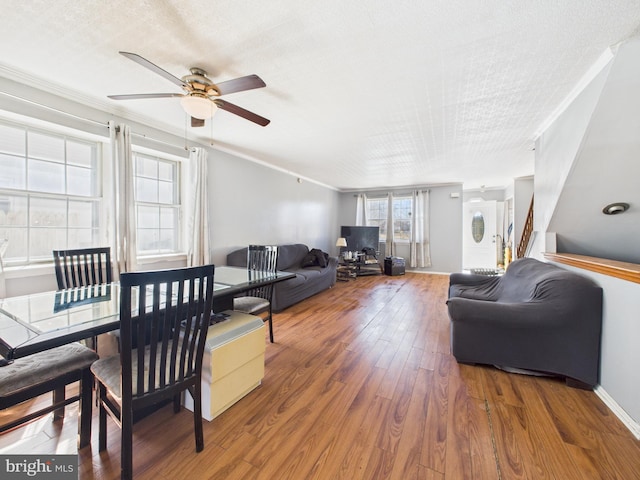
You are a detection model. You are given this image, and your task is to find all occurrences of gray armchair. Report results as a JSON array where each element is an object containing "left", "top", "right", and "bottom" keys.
[{"left": 447, "top": 257, "right": 603, "bottom": 388}]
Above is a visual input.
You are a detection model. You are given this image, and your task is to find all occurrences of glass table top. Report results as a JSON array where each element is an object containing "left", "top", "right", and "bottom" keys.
[{"left": 0, "top": 266, "right": 294, "bottom": 359}]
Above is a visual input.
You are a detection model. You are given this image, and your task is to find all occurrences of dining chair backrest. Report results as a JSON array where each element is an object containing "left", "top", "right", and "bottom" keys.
[
  {"left": 118, "top": 264, "right": 215, "bottom": 402},
  {"left": 236, "top": 245, "right": 279, "bottom": 343},
  {"left": 245, "top": 245, "right": 278, "bottom": 299},
  {"left": 92, "top": 264, "right": 215, "bottom": 479},
  {"left": 247, "top": 245, "right": 278, "bottom": 272},
  {"left": 53, "top": 247, "right": 113, "bottom": 290}
]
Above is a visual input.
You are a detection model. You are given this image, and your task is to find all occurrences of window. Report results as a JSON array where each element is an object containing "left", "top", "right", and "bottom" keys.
[
  {"left": 367, "top": 197, "right": 388, "bottom": 241},
  {"left": 0, "top": 121, "right": 101, "bottom": 265},
  {"left": 392, "top": 195, "right": 412, "bottom": 242},
  {"left": 366, "top": 195, "right": 412, "bottom": 242},
  {"left": 133, "top": 152, "right": 180, "bottom": 255}
]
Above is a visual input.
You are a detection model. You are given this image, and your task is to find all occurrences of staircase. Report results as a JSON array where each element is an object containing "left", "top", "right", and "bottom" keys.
[{"left": 517, "top": 195, "right": 534, "bottom": 258}]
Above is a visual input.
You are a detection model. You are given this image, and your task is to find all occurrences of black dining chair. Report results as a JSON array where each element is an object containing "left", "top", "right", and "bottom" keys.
[
  {"left": 53, "top": 247, "right": 113, "bottom": 290},
  {"left": 233, "top": 245, "right": 278, "bottom": 343},
  {"left": 53, "top": 247, "right": 114, "bottom": 352},
  {"left": 0, "top": 343, "right": 98, "bottom": 448},
  {"left": 90, "top": 264, "right": 215, "bottom": 480}
]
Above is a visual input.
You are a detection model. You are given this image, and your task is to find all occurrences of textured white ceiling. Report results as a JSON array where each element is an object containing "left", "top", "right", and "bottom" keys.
[{"left": 0, "top": 1, "right": 639, "bottom": 190}]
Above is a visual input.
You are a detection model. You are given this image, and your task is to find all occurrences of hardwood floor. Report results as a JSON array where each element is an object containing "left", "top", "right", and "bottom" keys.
[{"left": 2, "top": 273, "right": 639, "bottom": 479}]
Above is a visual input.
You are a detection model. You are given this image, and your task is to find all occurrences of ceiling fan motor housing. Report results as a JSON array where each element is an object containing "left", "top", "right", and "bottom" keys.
[{"left": 182, "top": 68, "right": 220, "bottom": 96}]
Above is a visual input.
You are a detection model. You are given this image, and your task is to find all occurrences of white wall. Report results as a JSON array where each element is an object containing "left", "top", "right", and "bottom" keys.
[
  {"left": 513, "top": 176, "right": 534, "bottom": 258},
  {"left": 534, "top": 60, "right": 611, "bottom": 245}
]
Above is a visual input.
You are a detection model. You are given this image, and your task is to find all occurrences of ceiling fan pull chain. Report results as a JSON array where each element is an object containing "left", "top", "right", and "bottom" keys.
[{"left": 184, "top": 114, "right": 189, "bottom": 151}]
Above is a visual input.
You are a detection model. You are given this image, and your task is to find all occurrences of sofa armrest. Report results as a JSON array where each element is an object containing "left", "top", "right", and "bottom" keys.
[{"left": 448, "top": 273, "right": 501, "bottom": 301}]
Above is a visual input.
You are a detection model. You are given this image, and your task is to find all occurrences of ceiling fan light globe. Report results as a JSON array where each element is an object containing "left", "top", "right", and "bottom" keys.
[{"left": 180, "top": 94, "right": 217, "bottom": 120}]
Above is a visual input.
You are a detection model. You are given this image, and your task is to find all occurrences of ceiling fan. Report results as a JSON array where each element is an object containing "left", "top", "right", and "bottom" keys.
[{"left": 108, "top": 51, "right": 270, "bottom": 127}]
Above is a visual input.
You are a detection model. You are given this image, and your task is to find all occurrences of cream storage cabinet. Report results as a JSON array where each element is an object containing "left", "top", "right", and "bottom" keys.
[{"left": 184, "top": 311, "right": 266, "bottom": 420}]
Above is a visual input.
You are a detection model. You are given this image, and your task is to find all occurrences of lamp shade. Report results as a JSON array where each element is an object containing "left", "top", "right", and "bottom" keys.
[
  {"left": 336, "top": 237, "right": 347, "bottom": 247},
  {"left": 180, "top": 94, "right": 218, "bottom": 120}
]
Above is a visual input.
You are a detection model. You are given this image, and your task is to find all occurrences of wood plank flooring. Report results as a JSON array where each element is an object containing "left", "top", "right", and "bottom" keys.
[{"left": 2, "top": 273, "right": 639, "bottom": 479}]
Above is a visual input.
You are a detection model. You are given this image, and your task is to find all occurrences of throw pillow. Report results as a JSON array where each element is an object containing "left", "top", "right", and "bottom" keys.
[
  {"left": 309, "top": 248, "right": 329, "bottom": 268},
  {"left": 301, "top": 252, "right": 318, "bottom": 267}
]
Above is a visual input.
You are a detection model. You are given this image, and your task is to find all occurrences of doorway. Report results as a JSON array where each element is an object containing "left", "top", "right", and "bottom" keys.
[{"left": 462, "top": 200, "right": 498, "bottom": 270}]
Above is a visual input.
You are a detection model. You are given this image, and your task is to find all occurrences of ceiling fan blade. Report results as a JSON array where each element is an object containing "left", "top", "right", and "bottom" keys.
[
  {"left": 215, "top": 74, "right": 266, "bottom": 95},
  {"left": 191, "top": 117, "right": 205, "bottom": 128},
  {"left": 214, "top": 99, "right": 270, "bottom": 126},
  {"left": 108, "top": 93, "right": 184, "bottom": 100},
  {"left": 119, "top": 51, "right": 188, "bottom": 90}
]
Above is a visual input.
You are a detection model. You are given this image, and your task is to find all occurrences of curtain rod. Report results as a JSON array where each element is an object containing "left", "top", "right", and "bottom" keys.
[
  {"left": 109, "top": 123, "right": 190, "bottom": 151},
  {"left": 353, "top": 189, "right": 431, "bottom": 197},
  {"left": 2, "top": 90, "right": 190, "bottom": 152},
  {"left": 0, "top": 90, "right": 107, "bottom": 128}
]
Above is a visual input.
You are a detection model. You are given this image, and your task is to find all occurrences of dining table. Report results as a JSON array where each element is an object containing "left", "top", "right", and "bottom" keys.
[{"left": 0, "top": 266, "right": 294, "bottom": 361}]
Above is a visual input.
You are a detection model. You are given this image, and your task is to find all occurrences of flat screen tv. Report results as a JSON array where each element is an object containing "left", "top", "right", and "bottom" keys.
[{"left": 340, "top": 226, "right": 380, "bottom": 252}]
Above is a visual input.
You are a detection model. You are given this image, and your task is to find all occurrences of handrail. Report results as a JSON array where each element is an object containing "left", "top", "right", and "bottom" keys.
[
  {"left": 543, "top": 253, "right": 640, "bottom": 284},
  {"left": 517, "top": 195, "right": 534, "bottom": 258}
]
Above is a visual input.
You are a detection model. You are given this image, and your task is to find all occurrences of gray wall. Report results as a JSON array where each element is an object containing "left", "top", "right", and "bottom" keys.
[
  {"left": 208, "top": 149, "right": 340, "bottom": 265},
  {"left": 547, "top": 261, "right": 640, "bottom": 436},
  {"left": 338, "top": 184, "right": 463, "bottom": 273},
  {"left": 0, "top": 78, "right": 341, "bottom": 294},
  {"left": 535, "top": 37, "right": 640, "bottom": 263},
  {"left": 534, "top": 37, "right": 640, "bottom": 434}
]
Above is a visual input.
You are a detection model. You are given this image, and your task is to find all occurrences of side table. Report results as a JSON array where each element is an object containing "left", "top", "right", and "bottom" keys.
[{"left": 337, "top": 259, "right": 357, "bottom": 281}]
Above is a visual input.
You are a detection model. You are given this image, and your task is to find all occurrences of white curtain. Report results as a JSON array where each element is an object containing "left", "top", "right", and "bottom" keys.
[
  {"left": 355, "top": 193, "right": 368, "bottom": 226},
  {"left": 0, "top": 238, "right": 7, "bottom": 298},
  {"left": 410, "top": 190, "right": 432, "bottom": 268},
  {"left": 110, "top": 121, "right": 137, "bottom": 275},
  {"left": 186, "top": 147, "right": 210, "bottom": 266},
  {"left": 385, "top": 193, "right": 394, "bottom": 257}
]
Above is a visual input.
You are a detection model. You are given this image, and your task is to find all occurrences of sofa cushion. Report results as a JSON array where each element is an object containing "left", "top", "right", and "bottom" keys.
[
  {"left": 276, "top": 244, "right": 309, "bottom": 270},
  {"left": 226, "top": 248, "right": 248, "bottom": 268}
]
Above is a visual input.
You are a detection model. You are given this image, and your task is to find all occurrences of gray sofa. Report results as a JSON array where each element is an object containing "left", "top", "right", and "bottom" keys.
[
  {"left": 447, "top": 257, "right": 603, "bottom": 388},
  {"left": 226, "top": 244, "right": 337, "bottom": 312}
]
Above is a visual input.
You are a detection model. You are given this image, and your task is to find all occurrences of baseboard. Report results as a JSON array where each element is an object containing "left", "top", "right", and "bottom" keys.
[
  {"left": 594, "top": 385, "right": 640, "bottom": 440},
  {"left": 405, "top": 269, "right": 450, "bottom": 276}
]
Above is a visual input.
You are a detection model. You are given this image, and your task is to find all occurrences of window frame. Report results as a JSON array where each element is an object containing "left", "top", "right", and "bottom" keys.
[
  {"left": 366, "top": 196, "right": 388, "bottom": 242},
  {"left": 366, "top": 194, "right": 413, "bottom": 244},
  {"left": 0, "top": 115, "right": 188, "bottom": 269},
  {"left": 132, "top": 149, "right": 182, "bottom": 257},
  {"left": 392, "top": 194, "right": 412, "bottom": 243},
  {"left": 0, "top": 119, "right": 104, "bottom": 266}
]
